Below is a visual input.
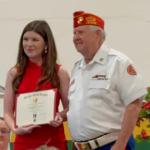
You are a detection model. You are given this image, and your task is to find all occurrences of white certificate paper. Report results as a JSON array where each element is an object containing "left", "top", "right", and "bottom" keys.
[{"left": 15, "top": 89, "right": 56, "bottom": 127}]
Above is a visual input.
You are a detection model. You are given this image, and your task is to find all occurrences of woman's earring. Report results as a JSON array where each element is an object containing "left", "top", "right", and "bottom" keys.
[{"left": 44, "top": 47, "right": 47, "bottom": 54}]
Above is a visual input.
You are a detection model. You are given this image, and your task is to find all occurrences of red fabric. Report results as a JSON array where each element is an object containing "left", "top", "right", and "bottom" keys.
[{"left": 14, "top": 61, "right": 67, "bottom": 150}]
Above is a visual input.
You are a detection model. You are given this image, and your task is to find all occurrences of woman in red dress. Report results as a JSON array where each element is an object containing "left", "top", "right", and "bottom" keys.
[{"left": 4, "top": 20, "right": 70, "bottom": 150}]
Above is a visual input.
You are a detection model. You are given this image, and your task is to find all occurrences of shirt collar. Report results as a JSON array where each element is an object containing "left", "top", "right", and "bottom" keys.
[{"left": 78, "top": 43, "right": 109, "bottom": 69}]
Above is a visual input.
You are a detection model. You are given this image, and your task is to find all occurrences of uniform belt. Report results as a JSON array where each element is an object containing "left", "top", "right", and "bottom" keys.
[{"left": 74, "top": 132, "right": 119, "bottom": 150}]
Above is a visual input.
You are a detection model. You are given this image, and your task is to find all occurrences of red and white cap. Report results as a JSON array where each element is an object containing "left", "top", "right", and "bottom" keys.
[{"left": 73, "top": 11, "right": 104, "bottom": 29}]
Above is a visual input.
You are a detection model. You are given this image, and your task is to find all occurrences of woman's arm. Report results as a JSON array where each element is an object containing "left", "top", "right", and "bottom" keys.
[
  {"left": 50, "top": 66, "right": 70, "bottom": 127},
  {"left": 4, "top": 68, "right": 38, "bottom": 135},
  {"left": 4, "top": 67, "right": 17, "bottom": 131},
  {"left": 57, "top": 66, "right": 70, "bottom": 120}
]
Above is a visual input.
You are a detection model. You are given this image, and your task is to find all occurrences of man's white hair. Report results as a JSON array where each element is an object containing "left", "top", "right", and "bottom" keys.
[{"left": 89, "top": 25, "right": 106, "bottom": 42}]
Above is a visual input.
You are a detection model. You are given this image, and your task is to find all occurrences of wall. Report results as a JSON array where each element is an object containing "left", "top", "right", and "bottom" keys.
[{"left": 0, "top": 0, "right": 149, "bottom": 86}]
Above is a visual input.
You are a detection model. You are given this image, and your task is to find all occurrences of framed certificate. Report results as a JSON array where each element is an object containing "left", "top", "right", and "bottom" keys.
[{"left": 15, "top": 89, "right": 57, "bottom": 127}]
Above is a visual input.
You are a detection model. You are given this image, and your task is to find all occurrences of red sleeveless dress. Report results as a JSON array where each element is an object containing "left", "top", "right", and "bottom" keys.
[{"left": 14, "top": 61, "right": 67, "bottom": 150}]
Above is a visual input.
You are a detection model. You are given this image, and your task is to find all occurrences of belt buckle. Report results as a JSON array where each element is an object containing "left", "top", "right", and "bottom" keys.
[{"left": 76, "top": 142, "right": 91, "bottom": 150}]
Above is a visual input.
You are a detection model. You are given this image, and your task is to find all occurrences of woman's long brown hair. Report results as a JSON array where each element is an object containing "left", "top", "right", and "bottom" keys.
[{"left": 13, "top": 20, "right": 60, "bottom": 92}]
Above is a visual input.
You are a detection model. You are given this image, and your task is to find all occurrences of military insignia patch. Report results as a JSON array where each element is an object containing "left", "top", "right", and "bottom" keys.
[
  {"left": 77, "top": 16, "right": 84, "bottom": 24},
  {"left": 127, "top": 64, "right": 137, "bottom": 75}
]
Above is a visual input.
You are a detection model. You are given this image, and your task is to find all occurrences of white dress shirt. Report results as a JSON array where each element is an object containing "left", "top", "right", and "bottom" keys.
[{"left": 67, "top": 44, "right": 146, "bottom": 141}]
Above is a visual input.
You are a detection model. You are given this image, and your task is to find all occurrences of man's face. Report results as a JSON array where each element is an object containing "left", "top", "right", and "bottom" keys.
[
  {"left": 0, "top": 120, "right": 9, "bottom": 150},
  {"left": 73, "top": 26, "right": 98, "bottom": 55}
]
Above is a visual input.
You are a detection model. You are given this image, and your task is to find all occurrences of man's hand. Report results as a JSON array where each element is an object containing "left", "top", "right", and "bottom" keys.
[{"left": 49, "top": 112, "right": 63, "bottom": 127}]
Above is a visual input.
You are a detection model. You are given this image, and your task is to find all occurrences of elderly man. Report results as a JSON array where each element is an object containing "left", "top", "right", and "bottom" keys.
[{"left": 67, "top": 11, "right": 146, "bottom": 150}]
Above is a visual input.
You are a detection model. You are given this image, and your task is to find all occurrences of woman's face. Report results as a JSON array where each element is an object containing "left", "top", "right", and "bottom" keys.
[{"left": 23, "top": 31, "right": 46, "bottom": 60}]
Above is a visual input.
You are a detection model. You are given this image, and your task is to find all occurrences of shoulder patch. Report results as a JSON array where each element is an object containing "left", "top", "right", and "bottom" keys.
[{"left": 127, "top": 64, "right": 137, "bottom": 75}]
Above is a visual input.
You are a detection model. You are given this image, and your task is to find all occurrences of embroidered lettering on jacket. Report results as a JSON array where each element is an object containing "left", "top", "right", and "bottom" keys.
[{"left": 92, "top": 74, "right": 108, "bottom": 80}]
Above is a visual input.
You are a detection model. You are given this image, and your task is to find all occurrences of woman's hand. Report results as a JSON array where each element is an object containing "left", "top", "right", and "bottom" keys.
[
  {"left": 13, "top": 125, "right": 40, "bottom": 135},
  {"left": 49, "top": 112, "right": 63, "bottom": 127}
]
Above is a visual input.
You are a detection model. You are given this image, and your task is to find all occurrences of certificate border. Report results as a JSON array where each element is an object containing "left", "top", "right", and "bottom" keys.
[{"left": 14, "top": 89, "right": 58, "bottom": 127}]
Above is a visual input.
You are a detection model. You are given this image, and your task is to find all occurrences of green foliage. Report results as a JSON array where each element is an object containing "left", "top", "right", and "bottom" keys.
[
  {"left": 139, "top": 88, "right": 150, "bottom": 119},
  {"left": 145, "top": 88, "right": 150, "bottom": 101},
  {"left": 135, "top": 88, "right": 150, "bottom": 142}
]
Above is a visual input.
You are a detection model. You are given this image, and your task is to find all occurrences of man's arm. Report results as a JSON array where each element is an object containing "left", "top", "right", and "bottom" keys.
[{"left": 111, "top": 98, "right": 142, "bottom": 150}]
